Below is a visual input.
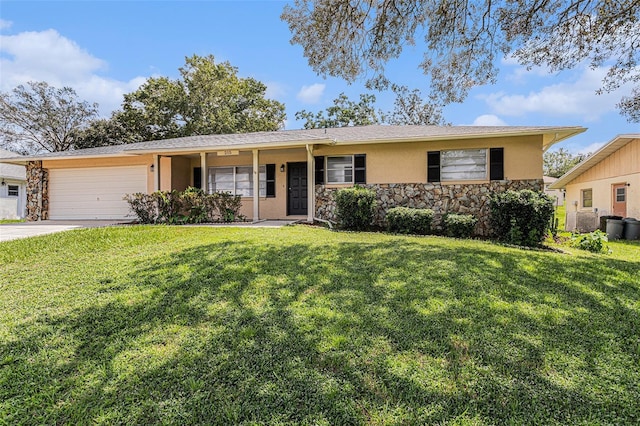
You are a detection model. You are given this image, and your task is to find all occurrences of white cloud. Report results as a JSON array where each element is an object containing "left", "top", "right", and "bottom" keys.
[
  {"left": 0, "top": 29, "right": 146, "bottom": 116},
  {"left": 296, "top": 83, "right": 325, "bottom": 104},
  {"left": 0, "top": 19, "right": 12, "bottom": 30},
  {"left": 577, "top": 141, "right": 606, "bottom": 155},
  {"left": 470, "top": 114, "right": 507, "bottom": 126},
  {"left": 480, "top": 67, "right": 635, "bottom": 122}
]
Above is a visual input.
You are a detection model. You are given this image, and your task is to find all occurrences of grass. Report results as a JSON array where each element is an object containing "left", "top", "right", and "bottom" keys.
[
  {"left": 1, "top": 226, "right": 639, "bottom": 425},
  {"left": 554, "top": 202, "right": 566, "bottom": 231},
  {"left": 0, "top": 218, "right": 24, "bottom": 224}
]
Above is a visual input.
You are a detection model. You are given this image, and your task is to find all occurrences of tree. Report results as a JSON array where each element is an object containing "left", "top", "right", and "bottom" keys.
[
  {"left": 0, "top": 81, "right": 98, "bottom": 154},
  {"left": 543, "top": 148, "right": 587, "bottom": 178},
  {"left": 296, "top": 89, "right": 448, "bottom": 129},
  {"left": 81, "top": 54, "right": 287, "bottom": 145},
  {"left": 295, "top": 92, "right": 380, "bottom": 129},
  {"left": 282, "top": 0, "right": 640, "bottom": 122},
  {"left": 384, "top": 84, "right": 448, "bottom": 125}
]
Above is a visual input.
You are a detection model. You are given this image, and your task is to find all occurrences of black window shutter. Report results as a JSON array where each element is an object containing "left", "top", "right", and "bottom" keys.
[
  {"left": 266, "top": 164, "right": 276, "bottom": 197},
  {"left": 427, "top": 151, "right": 440, "bottom": 182},
  {"left": 314, "top": 156, "right": 325, "bottom": 184},
  {"left": 193, "top": 167, "right": 202, "bottom": 189},
  {"left": 354, "top": 154, "right": 366, "bottom": 184},
  {"left": 489, "top": 148, "right": 504, "bottom": 180}
]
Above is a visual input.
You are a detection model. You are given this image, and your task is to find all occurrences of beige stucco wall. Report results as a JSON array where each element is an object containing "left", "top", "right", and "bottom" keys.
[
  {"left": 564, "top": 138, "right": 640, "bottom": 219},
  {"left": 565, "top": 174, "right": 640, "bottom": 219},
  {"left": 314, "top": 134, "right": 543, "bottom": 185},
  {"left": 43, "top": 155, "right": 156, "bottom": 193}
]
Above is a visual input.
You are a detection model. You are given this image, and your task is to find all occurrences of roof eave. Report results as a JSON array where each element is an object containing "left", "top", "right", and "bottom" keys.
[{"left": 549, "top": 134, "right": 639, "bottom": 189}]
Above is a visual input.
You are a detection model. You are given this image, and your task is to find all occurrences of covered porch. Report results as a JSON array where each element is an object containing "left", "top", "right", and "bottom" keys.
[{"left": 150, "top": 144, "right": 319, "bottom": 223}]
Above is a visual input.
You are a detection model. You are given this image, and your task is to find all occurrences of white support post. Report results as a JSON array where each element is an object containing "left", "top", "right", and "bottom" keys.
[
  {"left": 200, "top": 152, "right": 207, "bottom": 193},
  {"left": 306, "top": 144, "right": 314, "bottom": 223},
  {"left": 153, "top": 154, "right": 160, "bottom": 191},
  {"left": 253, "top": 149, "right": 259, "bottom": 222}
]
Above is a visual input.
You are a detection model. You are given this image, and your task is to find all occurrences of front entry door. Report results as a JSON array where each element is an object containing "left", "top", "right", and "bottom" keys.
[
  {"left": 287, "top": 162, "right": 307, "bottom": 215},
  {"left": 612, "top": 183, "right": 627, "bottom": 217}
]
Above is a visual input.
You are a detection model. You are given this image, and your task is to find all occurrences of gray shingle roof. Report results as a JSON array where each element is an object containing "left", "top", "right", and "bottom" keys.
[{"left": 0, "top": 125, "right": 585, "bottom": 162}]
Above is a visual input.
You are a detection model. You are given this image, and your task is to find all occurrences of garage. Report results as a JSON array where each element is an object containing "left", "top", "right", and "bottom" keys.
[{"left": 49, "top": 166, "right": 147, "bottom": 220}]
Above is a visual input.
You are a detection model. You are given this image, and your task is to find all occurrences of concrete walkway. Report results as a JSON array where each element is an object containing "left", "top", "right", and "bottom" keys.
[
  {"left": 0, "top": 219, "right": 302, "bottom": 242},
  {"left": 0, "top": 220, "right": 130, "bottom": 242}
]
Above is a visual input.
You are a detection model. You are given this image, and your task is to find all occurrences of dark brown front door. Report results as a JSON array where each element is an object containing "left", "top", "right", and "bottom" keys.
[
  {"left": 612, "top": 183, "right": 627, "bottom": 217},
  {"left": 287, "top": 162, "right": 307, "bottom": 215}
]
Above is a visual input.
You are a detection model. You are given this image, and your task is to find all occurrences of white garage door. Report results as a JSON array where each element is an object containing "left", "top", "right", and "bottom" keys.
[{"left": 49, "top": 166, "right": 147, "bottom": 220}]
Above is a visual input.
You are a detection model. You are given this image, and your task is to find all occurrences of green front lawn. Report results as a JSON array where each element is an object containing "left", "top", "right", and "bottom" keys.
[{"left": 1, "top": 226, "right": 639, "bottom": 424}]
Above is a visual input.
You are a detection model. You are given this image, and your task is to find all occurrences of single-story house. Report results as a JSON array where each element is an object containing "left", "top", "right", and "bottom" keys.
[
  {"left": 0, "top": 149, "right": 26, "bottom": 220},
  {"left": 550, "top": 134, "right": 639, "bottom": 232},
  {"left": 543, "top": 176, "right": 565, "bottom": 207},
  {"left": 1, "top": 125, "right": 585, "bottom": 234}
]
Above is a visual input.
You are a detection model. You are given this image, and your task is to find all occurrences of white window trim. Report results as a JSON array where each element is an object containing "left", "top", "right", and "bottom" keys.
[
  {"left": 440, "top": 149, "right": 488, "bottom": 181},
  {"left": 326, "top": 155, "right": 354, "bottom": 184},
  {"left": 208, "top": 165, "right": 266, "bottom": 197}
]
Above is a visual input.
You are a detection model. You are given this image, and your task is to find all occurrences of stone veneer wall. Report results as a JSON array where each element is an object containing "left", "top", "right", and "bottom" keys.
[
  {"left": 26, "top": 161, "right": 49, "bottom": 221},
  {"left": 315, "top": 179, "right": 543, "bottom": 236}
]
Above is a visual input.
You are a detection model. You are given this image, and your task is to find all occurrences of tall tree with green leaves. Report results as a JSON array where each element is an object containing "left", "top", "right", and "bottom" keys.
[
  {"left": 296, "top": 93, "right": 381, "bottom": 129},
  {"left": 79, "top": 55, "right": 286, "bottom": 145},
  {"left": 0, "top": 81, "right": 98, "bottom": 154},
  {"left": 282, "top": 0, "right": 640, "bottom": 122},
  {"left": 543, "top": 148, "right": 588, "bottom": 178}
]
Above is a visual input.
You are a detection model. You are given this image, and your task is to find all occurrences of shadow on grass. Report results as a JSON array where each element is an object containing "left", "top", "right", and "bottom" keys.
[{"left": 2, "top": 233, "right": 639, "bottom": 424}]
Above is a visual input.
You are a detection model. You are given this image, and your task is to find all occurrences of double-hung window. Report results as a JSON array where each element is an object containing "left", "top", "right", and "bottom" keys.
[
  {"left": 582, "top": 189, "right": 593, "bottom": 208},
  {"left": 315, "top": 154, "right": 366, "bottom": 185},
  {"left": 208, "top": 165, "right": 267, "bottom": 197}
]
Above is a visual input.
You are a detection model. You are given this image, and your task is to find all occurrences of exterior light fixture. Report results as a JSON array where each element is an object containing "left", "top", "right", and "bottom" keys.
[
  {"left": 150, "top": 164, "right": 155, "bottom": 172},
  {"left": 280, "top": 164, "right": 285, "bottom": 172}
]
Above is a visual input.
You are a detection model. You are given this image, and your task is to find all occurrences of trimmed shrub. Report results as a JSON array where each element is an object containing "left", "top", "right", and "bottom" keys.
[
  {"left": 124, "top": 188, "right": 243, "bottom": 224},
  {"left": 444, "top": 213, "right": 478, "bottom": 238},
  {"left": 386, "top": 207, "right": 434, "bottom": 235},
  {"left": 489, "top": 189, "right": 554, "bottom": 247},
  {"left": 335, "top": 186, "right": 377, "bottom": 231}
]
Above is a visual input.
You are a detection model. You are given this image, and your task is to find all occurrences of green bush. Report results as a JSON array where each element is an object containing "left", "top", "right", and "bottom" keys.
[
  {"left": 335, "top": 186, "right": 377, "bottom": 231},
  {"left": 124, "top": 188, "right": 243, "bottom": 224},
  {"left": 444, "top": 213, "right": 478, "bottom": 238},
  {"left": 489, "top": 189, "right": 554, "bottom": 247},
  {"left": 570, "top": 230, "right": 609, "bottom": 253},
  {"left": 386, "top": 207, "right": 434, "bottom": 235}
]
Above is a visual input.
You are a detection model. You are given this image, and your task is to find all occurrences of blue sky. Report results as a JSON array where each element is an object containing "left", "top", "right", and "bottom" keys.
[{"left": 1, "top": 0, "right": 638, "bottom": 153}]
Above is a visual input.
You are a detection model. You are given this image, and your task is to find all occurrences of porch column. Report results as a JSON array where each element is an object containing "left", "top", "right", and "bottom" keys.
[
  {"left": 306, "top": 144, "right": 314, "bottom": 223},
  {"left": 153, "top": 154, "right": 160, "bottom": 191},
  {"left": 252, "top": 149, "right": 259, "bottom": 222},
  {"left": 200, "top": 152, "right": 207, "bottom": 193}
]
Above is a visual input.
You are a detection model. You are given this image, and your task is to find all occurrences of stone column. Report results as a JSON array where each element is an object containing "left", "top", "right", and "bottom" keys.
[{"left": 26, "top": 161, "right": 49, "bottom": 221}]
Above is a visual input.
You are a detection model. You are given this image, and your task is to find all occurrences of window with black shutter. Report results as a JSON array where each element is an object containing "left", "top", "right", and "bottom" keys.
[
  {"left": 489, "top": 148, "right": 504, "bottom": 180},
  {"left": 314, "top": 156, "right": 325, "bottom": 184},
  {"left": 427, "top": 151, "right": 441, "bottom": 182},
  {"left": 266, "top": 164, "right": 276, "bottom": 197},
  {"left": 354, "top": 154, "right": 366, "bottom": 184}
]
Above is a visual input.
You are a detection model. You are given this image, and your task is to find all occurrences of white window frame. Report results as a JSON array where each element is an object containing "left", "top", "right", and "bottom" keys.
[
  {"left": 326, "top": 155, "right": 354, "bottom": 184},
  {"left": 582, "top": 188, "right": 593, "bottom": 208},
  {"left": 208, "top": 165, "right": 266, "bottom": 197},
  {"left": 440, "top": 149, "right": 488, "bottom": 181}
]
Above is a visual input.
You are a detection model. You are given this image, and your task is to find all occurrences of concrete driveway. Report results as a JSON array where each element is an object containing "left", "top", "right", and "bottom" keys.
[
  {"left": 0, "top": 220, "right": 129, "bottom": 242},
  {"left": 0, "top": 219, "right": 301, "bottom": 242}
]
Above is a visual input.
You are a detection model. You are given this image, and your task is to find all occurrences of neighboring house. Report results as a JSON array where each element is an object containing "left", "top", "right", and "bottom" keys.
[
  {"left": 0, "top": 149, "right": 26, "bottom": 220},
  {"left": 0, "top": 125, "right": 584, "bottom": 234},
  {"left": 550, "top": 134, "right": 640, "bottom": 232},
  {"left": 543, "top": 176, "right": 565, "bottom": 207}
]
